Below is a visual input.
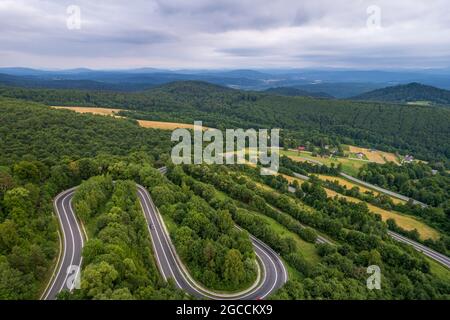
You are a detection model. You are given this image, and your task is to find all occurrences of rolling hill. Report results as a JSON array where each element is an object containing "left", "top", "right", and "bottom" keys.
[
  {"left": 1, "top": 81, "right": 449, "bottom": 165},
  {"left": 351, "top": 83, "right": 450, "bottom": 106}
]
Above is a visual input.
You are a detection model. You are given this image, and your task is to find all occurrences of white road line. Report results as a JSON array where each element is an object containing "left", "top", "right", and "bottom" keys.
[
  {"left": 139, "top": 185, "right": 272, "bottom": 300},
  {"left": 68, "top": 198, "right": 84, "bottom": 291},
  {"left": 47, "top": 178, "right": 288, "bottom": 300},
  {"left": 58, "top": 191, "right": 77, "bottom": 293},
  {"left": 137, "top": 188, "right": 182, "bottom": 288},
  {"left": 43, "top": 190, "right": 69, "bottom": 300},
  {"left": 138, "top": 193, "right": 167, "bottom": 281},
  {"left": 253, "top": 241, "right": 278, "bottom": 299}
]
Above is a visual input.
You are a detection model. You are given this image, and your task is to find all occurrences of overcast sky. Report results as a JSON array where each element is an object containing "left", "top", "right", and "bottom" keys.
[{"left": 1, "top": 0, "right": 449, "bottom": 70}]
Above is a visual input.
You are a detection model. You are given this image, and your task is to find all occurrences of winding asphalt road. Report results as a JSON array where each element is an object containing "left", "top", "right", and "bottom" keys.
[
  {"left": 388, "top": 231, "right": 450, "bottom": 268},
  {"left": 137, "top": 184, "right": 287, "bottom": 299},
  {"left": 42, "top": 171, "right": 287, "bottom": 300},
  {"left": 42, "top": 166, "right": 449, "bottom": 300},
  {"left": 42, "top": 187, "right": 84, "bottom": 300}
]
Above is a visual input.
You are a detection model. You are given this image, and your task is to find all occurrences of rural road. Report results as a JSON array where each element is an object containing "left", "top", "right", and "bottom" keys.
[
  {"left": 41, "top": 187, "right": 84, "bottom": 300},
  {"left": 388, "top": 231, "right": 450, "bottom": 268},
  {"left": 137, "top": 184, "right": 287, "bottom": 299},
  {"left": 43, "top": 166, "right": 448, "bottom": 301},
  {"left": 285, "top": 150, "right": 427, "bottom": 207},
  {"left": 289, "top": 173, "right": 450, "bottom": 268},
  {"left": 339, "top": 172, "right": 428, "bottom": 208},
  {"left": 43, "top": 167, "right": 287, "bottom": 300}
]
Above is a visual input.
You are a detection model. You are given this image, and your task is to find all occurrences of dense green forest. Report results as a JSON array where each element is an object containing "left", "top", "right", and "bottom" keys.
[
  {"left": 279, "top": 156, "right": 450, "bottom": 251},
  {"left": 352, "top": 83, "right": 450, "bottom": 106},
  {"left": 64, "top": 177, "right": 186, "bottom": 299},
  {"left": 0, "top": 97, "right": 173, "bottom": 299},
  {"left": 1, "top": 82, "right": 449, "bottom": 166},
  {"left": 0, "top": 97, "right": 172, "bottom": 165},
  {"left": 169, "top": 164, "right": 450, "bottom": 299},
  {"left": 0, "top": 163, "right": 58, "bottom": 299},
  {"left": 1, "top": 91, "right": 449, "bottom": 300},
  {"left": 144, "top": 167, "right": 258, "bottom": 291}
]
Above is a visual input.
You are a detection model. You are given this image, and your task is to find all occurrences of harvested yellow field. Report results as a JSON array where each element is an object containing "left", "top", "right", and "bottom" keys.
[
  {"left": 325, "top": 188, "right": 437, "bottom": 239},
  {"left": 348, "top": 145, "right": 399, "bottom": 164},
  {"left": 137, "top": 120, "right": 204, "bottom": 130},
  {"left": 53, "top": 106, "right": 122, "bottom": 116},
  {"left": 287, "top": 155, "right": 312, "bottom": 163},
  {"left": 365, "top": 203, "right": 440, "bottom": 240},
  {"left": 52, "top": 106, "right": 204, "bottom": 131},
  {"left": 282, "top": 174, "right": 438, "bottom": 240},
  {"left": 318, "top": 175, "right": 377, "bottom": 193},
  {"left": 316, "top": 175, "right": 405, "bottom": 205},
  {"left": 384, "top": 152, "right": 400, "bottom": 163},
  {"left": 282, "top": 174, "right": 304, "bottom": 185}
]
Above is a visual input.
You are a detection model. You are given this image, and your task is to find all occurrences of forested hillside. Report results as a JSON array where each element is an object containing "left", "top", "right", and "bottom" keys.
[
  {"left": 1, "top": 82, "right": 449, "bottom": 166},
  {"left": 65, "top": 177, "right": 187, "bottom": 299},
  {"left": 264, "top": 87, "right": 333, "bottom": 98},
  {"left": 145, "top": 168, "right": 258, "bottom": 291},
  {"left": 167, "top": 164, "right": 450, "bottom": 299},
  {"left": 0, "top": 96, "right": 172, "bottom": 299},
  {"left": 352, "top": 83, "right": 450, "bottom": 106},
  {"left": 1, "top": 94, "right": 449, "bottom": 300},
  {"left": 0, "top": 97, "right": 172, "bottom": 165}
]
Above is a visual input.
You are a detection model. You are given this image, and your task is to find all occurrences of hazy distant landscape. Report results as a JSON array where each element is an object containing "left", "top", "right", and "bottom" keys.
[{"left": 2, "top": 67, "right": 450, "bottom": 99}]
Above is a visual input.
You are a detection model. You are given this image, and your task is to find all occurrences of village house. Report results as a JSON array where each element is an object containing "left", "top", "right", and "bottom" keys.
[
  {"left": 403, "top": 155, "right": 414, "bottom": 163},
  {"left": 355, "top": 152, "right": 365, "bottom": 159}
]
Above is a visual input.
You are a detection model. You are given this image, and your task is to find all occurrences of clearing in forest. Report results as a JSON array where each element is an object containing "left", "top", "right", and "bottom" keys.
[
  {"left": 347, "top": 145, "right": 399, "bottom": 164},
  {"left": 52, "top": 106, "right": 201, "bottom": 130}
]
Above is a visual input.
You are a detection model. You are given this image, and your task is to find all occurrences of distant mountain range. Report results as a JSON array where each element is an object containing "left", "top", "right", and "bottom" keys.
[
  {"left": 264, "top": 87, "right": 333, "bottom": 98},
  {"left": 1, "top": 67, "right": 450, "bottom": 98},
  {"left": 351, "top": 82, "right": 450, "bottom": 106}
]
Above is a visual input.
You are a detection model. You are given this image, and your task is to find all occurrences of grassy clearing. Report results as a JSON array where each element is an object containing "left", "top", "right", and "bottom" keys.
[
  {"left": 365, "top": 203, "right": 440, "bottom": 240},
  {"left": 427, "top": 257, "right": 450, "bottom": 282},
  {"left": 346, "top": 145, "right": 399, "bottom": 164},
  {"left": 251, "top": 209, "right": 321, "bottom": 264},
  {"left": 318, "top": 174, "right": 379, "bottom": 194},
  {"left": 202, "top": 175, "right": 321, "bottom": 270},
  {"left": 282, "top": 145, "right": 400, "bottom": 175},
  {"left": 281, "top": 149, "right": 365, "bottom": 176}
]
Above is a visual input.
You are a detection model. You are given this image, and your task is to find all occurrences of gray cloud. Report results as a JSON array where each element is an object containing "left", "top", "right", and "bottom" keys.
[{"left": 0, "top": 0, "right": 449, "bottom": 69}]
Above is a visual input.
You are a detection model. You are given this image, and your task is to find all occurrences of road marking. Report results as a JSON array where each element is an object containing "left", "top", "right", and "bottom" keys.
[
  {"left": 139, "top": 185, "right": 272, "bottom": 300},
  {"left": 46, "top": 178, "right": 288, "bottom": 300},
  {"left": 42, "top": 189, "right": 69, "bottom": 300},
  {"left": 388, "top": 231, "right": 450, "bottom": 267},
  {"left": 58, "top": 191, "right": 77, "bottom": 293},
  {"left": 68, "top": 197, "right": 84, "bottom": 290},
  {"left": 137, "top": 188, "right": 182, "bottom": 288},
  {"left": 138, "top": 194, "right": 168, "bottom": 282}
]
